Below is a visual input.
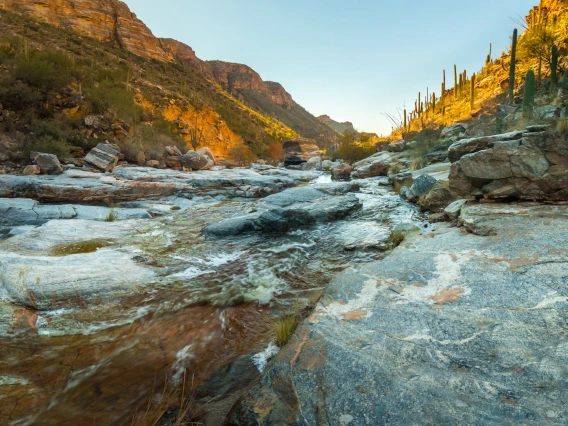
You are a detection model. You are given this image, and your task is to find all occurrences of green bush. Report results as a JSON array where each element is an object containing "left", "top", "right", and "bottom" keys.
[
  {"left": 0, "top": 83, "right": 42, "bottom": 110},
  {"left": 85, "top": 80, "right": 142, "bottom": 125},
  {"left": 22, "top": 135, "right": 71, "bottom": 159},
  {"left": 15, "top": 54, "right": 72, "bottom": 91}
]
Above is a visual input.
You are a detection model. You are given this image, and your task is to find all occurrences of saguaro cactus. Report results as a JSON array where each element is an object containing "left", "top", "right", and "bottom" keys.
[
  {"left": 510, "top": 28, "right": 518, "bottom": 103},
  {"left": 470, "top": 73, "right": 476, "bottom": 111},
  {"left": 523, "top": 70, "right": 536, "bottom": 118},
  {"left": 454, "top": 65, "right": 458, "bottom": 99},
  {"left": 551, "top": 44, "right": 559, "bottom": 84}
]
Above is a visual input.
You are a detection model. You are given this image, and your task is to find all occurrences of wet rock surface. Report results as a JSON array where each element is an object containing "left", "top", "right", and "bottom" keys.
[
  {"left": 203, "top": 183, "right": 363, "bottom": 237},
  {"left": 0, "top": 167, "right": 424, "bottom": 425},
  {"left": 231, "top": 202, "right": 568, "bottom": 425}
]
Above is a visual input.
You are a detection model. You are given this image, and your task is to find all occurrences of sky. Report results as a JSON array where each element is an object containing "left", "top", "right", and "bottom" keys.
[{"left": 128, "top": 0, "right": 538, "bottom": 135}]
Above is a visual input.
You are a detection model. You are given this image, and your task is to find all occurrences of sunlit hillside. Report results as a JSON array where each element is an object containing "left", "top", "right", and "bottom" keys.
[
  {"left": 388, "top": 1, "right": 568, "bottom": 139},
  {"left": 0, "top": 8, "right": 303, "bottom": 164}
]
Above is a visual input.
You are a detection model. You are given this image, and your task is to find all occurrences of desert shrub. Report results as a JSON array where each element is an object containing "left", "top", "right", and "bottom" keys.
[
  {"left": 105, "top": 209, "right": 118, "bottom": 222},
  {"left": 229, "top": 143, "right": 257, "bottom": 166},
  {"left": 265, "top": 143, "right": 285, "bottom": 161},
  {"left": 410, "top": 157, "right": 426, "bottom": 171},
  {"left": 333, "top": 131, "right": 375, "bottom": 164},
  {"left": 14, "top": 52, "right": 72, "bottom": 91},
  {"left": 388, "top": 162, "right": 404, "bottom": 175},
  {"left": 29, "top": 120, "right": 67, "bottom": 141},
  {"left": 0, "top": 82, "right": 42, "bottom": 110},
  {"left": 22, "top": 135, "right": 71, "bottom": 159}
]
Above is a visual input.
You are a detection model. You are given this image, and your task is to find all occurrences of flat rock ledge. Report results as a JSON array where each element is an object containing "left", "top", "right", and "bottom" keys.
[
  {"left": 230, "top": 202, "right": 568, "bottom": 425},
  {"left": 0, "top": 167, "right": 318, "bottom": 203}
]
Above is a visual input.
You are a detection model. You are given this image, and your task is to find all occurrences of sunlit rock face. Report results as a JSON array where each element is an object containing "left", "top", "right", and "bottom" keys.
[
  {"left": 204, "top": 61, "right": 295, "bottom": 109},
  {"left": 0, "top": 0, "right": 171, "bottom": 62}
]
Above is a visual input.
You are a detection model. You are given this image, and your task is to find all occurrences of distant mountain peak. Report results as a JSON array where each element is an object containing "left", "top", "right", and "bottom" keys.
[{"left": 318, "top": 115, "right": 359, "bottom": 136}]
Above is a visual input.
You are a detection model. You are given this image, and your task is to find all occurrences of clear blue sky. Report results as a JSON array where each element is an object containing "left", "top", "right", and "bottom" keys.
[{"left": 128, "top": 0, "right": 537, "bottom": 135}]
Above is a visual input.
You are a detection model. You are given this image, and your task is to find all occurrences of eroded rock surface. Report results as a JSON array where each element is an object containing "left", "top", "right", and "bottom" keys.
[
  {"left": 231, "top": 202, "right": 568, "bottom": 425},
  {"left": 0, "top": 166, "right": 317, "bottom": 203},
  {"left": 449, "top": 129, "right": 568, "bottom": 201},
  {"left": 203, "top": 184, "right": 362, "bottom": 237}
]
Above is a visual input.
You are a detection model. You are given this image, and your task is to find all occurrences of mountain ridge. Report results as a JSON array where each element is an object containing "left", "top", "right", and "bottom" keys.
[{"left": 0, "top": 0, "right": 339, "bottom": 146}]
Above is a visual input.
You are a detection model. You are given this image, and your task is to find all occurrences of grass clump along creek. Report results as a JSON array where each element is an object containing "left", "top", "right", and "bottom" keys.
[{"left": 274, "top": 314, "right": 300, "bottom": 347}]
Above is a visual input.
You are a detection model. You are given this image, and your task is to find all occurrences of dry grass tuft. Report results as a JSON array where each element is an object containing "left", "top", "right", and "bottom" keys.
[
  {"left": 274, "top": 315, "right": 299, "bottom": 347},
  {"left": 130, "top": 371, "right": 204, "bottom": 426}
]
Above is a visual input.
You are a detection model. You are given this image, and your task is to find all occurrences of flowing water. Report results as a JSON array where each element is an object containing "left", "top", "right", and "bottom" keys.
[{"left": 0, "top": 174, "right": 426, "bottom": 425}]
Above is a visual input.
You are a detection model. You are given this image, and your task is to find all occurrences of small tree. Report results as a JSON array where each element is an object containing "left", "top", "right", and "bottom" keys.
[
  {"left": 229, "top": 143, "right": 256, "bottom": 166},
  {"left": 519, "top": 20, "right": 560, "bottom": 85},
  {"left": 265, "top": 143, "right": 285, "bottom": 162}
]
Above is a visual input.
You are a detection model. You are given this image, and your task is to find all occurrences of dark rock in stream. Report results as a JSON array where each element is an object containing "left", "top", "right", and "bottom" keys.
[{"left": 202, "top": 194, "right": 362, "bottom": 237}]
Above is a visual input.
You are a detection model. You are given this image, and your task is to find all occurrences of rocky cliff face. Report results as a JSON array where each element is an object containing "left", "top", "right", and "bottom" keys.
[
  {"left": 160, "top": 37, "right": 203, "bottom": 69},
  {"left": 204, "top": 61, "right": 294, "bottom": 109},
  {"left": 0, "top": 0, "right": 171, "bottom": 62},
  {"left": 318, "top": 114, "right": 359, "bottom": 136},
  {"left": 0, "top": 0, "right": 339, "bottom": 146}
]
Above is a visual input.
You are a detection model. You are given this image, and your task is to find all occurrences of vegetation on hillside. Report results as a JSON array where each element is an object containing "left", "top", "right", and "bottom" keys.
[
  {"left": 0, "top": 9, "right": 302, "bottom": 166},
  {"left": 387, "top": 1, "right": 568, "bottom": 142}
]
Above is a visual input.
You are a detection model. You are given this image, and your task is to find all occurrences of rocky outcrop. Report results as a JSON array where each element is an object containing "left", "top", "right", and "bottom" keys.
[
  {"left": 0, "top": 0, "right": 171, "bottom": 62},
  {"left": 203, "top": 185, "right": 362, "bottom": 237},
  {"left": 449, "top": 127, "right": 568, "bottom": 201},
  {"left": 84, "top": 143, "right": 120, "bottom": 172},
  {"left": 230, "top": 202, "right": 568, "bottom": 425},
  {"left": 0, "top": 198, "right": 151, "bottom": 226},
  {"left": 318, "top": 115, "right": 359, "bottom": 136},
  {"left": 331, "top": 163, "right": 352, "bottom": 180},
  {"left": 204, "top": 61, "right": 294, "bottom": 109},
  {"left": 0, "top": 167, "right": 317, "bottom": 203},
  {"left": 387, "top": 139, "right": 406, "bottom": 153},
  {"left": 351, "top": 152, "right": 394, "bottom": 179},
  {"left": 160, "top": 37, "right": 202, "bottom": 68},
  {"left": 283, "top": 139, "right": 322, "bottom": 166},
  {"left": 448, "top": 131, "right": 523, "bottom": 163},
  {"left": 0, "top": 219, "right": 156, "bottom": 310},
  {"left": 30, "top": 152, "right": 63, "bottom": 175},
  {"left": 440, "top": 123, "right": 466, "bottom": 139}
]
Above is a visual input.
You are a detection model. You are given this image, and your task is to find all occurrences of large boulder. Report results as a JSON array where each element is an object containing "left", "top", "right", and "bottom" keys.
[
  {"left": 448, "top": 131, "right": 523, "bottom": 163},
  {"left": 180, "top": 151, "right": 210, "bottom": 170},
  {"left": 351, "top": 152, "right": 392, "bottom": 178},
  {"left": 302, "top": 156, "right": 322, "bottom": 171},
  {"left": 84, "top": 143, "right": 120, "bottom": 172},
  {"left": 165, "top": 145, "right": 183, "bottom": 156},
  {"left": 321, "top": 160, "right": 333, "bottom": 171},
  {"left": 165, "top": 156, "right": 182, "bottom": 170},
  {"left": 331, "top": 163, "right": 352, "bottom": 180},
  {"left": 283, "top": 138, "right": 322, "bottom": 166},
  {"left": 440, "top": 123, "right": 466, "bottom": 139},
  {"left": 23, "top": 165, "right": 41, "bottom": 175},
  {"left": 387, "top": 139, "right": 406, "bottom": 153},
  {"left": 449, "top": 128, "right": 568, "bottom": 202},
  {"left": 406, "top": 174, "right": 437, "bottom": 202},
  {"left": 198, "top": 147, "right": 216, "bottom": 164},
  {"left": 30, "top": 152, "right": 63, "bottom": 175}
]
